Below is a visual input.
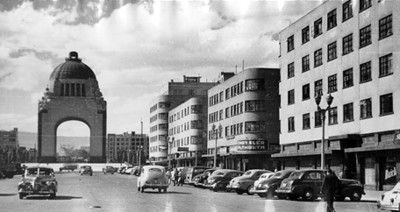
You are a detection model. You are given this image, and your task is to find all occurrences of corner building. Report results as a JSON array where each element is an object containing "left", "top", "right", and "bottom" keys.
[
  {"left": 106, "top": 132, "right": 149, "bottom": 164},
  {"left": 274, "top": 0, "right": 400, "bottom": 190},
  {"left": 206, "top": 69, "right": 280, "bottom": 171},
  {"left": 149, "top": 76, "right": 216, "bottom": 163}
]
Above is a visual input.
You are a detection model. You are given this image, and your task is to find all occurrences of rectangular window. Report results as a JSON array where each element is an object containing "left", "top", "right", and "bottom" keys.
[
  {"left": 315, "top": 111, "right": 322, "bottom": 127},
  {"left": 379, "top": 15, "right": 393, "bottom": 40},
  {"left": 245, "top": 100, "right": 266, "bottom": 112},
  {"left": 302, "top": 26, "right": 310, "bottom": 44},
  {"left": 360, "top": 0, "right": 371, "bottom": 12},
  {"left": 288, "top": 117, "right": 295, "bottom": 132},
  {"left": 327, "top": 41, "right": 337, "bottom": 61},
  {"left": 81, "top": 84, "right": 86, "bottom": 97},
  {"left": 343, "top": 68, "right": 353, "bottom": 88},
  {"left": 303, "top": 113, "right": 310, "bottom": 130},
  {"left": 245, "top": 121, "right": 266, "bottom": 133},
  {"left": 328, "top": 107, "right": 338, "bottom": 125},
  {"left": 302, "top": 84, "right": 310, "bottom": 100},
  {"left": 380, "top": 93, "right": 393, "bottom": 115},
  {"left": 343, "top": 102, "right": 354, "bottom": 122},
  {"left": 302, "top": 55, "right": 310, "bottom": 72},
  {"left": 343, "top": 33, "right": 353, "bottom": 55},
  {"left": 328, "top": 74, "right": 337, "bottom": 93},
  {"left": 225, "top": 88, "right": 230, "bottom": 100},
  {"left": 314, "top": 48, "right": 323, "bottom": 67},
  {"left": 359, "top": 25, "right": 371, "bottom": 48},
  {"left": 360, "top": 98, "right": 372, "bottom": 119},
  {"left": 379, "top": 53, "right": 393, "bottom": 77},
  {"left": 343, "top": 0, "right": 353, "bottom": 22},
  {"left": 288, "top": 89, "right": 295, "bottom": 105},
  {"left": 327, "top": 9, "right": 337, "bottom": 30},
  {"left": 314, "top": 18, "right": 323, "bottom": 38},
  {"left": 288, "top": 62, "right": 295, "bottom": 78},
  {"left": 70, "top": 83, "right": 75, "bottom": 96},
  {"left": 245, "top": 79, "right": 264, "bottom": 91},
  {"left": 360, "top": 61, "right": 371, "bottom": 83},
  {"left": 314, "top": 79, "right": 323, "bottom": 97},
  {"left": 60, "top": 83, "right": 64, "bottom": 96},
  {"left": 287, "top": 35, "right": 294, "bottom": 52}
]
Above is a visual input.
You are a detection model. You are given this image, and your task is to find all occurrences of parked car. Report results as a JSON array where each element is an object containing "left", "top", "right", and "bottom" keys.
[
  {"left": 193, "top": 168, "right": 218, "bottom": 188},
  {"left": 377, "top": 180, "right": 400, "bottom": 211},
  {"left": 253, "top": 172, "right": 275, "bottom": 188},
  {"left": 137, "top": 165, "right": 169, "bottom": 193},
  {"left": 132, "top": 166, "right": 142, "bottom": 176},
  {"left": 204, "top": 169, "right": 243, "bottom": 192},
  {"left": 102, "top": 166, "right": 117, "bottom": 174},
  {"left": 185, "top": 166, "right": 209, "bottom": 184},
  {"left": 250, "top": 170, "right": 294, "bottom": 198},
  {"left": 227, "top": 169, "right": 272, "bottom": 195},
  {"left": 17, "top": 166, "right": 57, "bottom": 199},
  {"left": 125, "top": 166, "right": 135, "bottom": 175},
  {"left": 59, "top": 163, "right": 78, "bottom": 172},
  {"left": 275, "top": 169, "right": 365, "bottom": 201},
  {"left": 79, "top": 165, "right": 93, "bottom": 176}
]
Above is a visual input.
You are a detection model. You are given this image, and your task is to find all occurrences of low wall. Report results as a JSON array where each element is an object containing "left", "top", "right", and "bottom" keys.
[{"left": 23, "top": 163, "right": 124, "bottom": 172}]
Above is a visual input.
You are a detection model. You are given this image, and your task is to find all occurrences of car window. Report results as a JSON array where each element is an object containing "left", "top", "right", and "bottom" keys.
[
  {"left": 39, "top": 169, "right": 52, "bottom": 176},
  {"left": 304, "top": 172, "right": 323, "bottom": 180},
  {"left": 27, "top": 168, "right": 38, "bottom": 175},
  {"left": 288, "top": 171, "right": 303, "bottom": 179},
  {"left": 243, "top": 171, "right": 252, "bottom": 176},
  {"left": 149, "top": 168, "right": 162, "bottom": 172}
]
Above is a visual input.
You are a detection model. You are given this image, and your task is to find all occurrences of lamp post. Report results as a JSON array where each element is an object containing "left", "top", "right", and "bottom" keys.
[
  {"left": 212, "top": 124, "right": 222, "bottom": 168},
  {"left": 168, "top": 137, "right": 174, "bottom": 168},
  {"left": 315, "top": 93, "right": 334, "bottom": 170}
]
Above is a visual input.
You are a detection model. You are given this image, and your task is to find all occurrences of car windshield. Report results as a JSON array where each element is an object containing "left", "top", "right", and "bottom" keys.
[
  {"left": 243, "top": 171, "right": 252, "bottom": 176},
  {"left": 148, "top": 168, "right": 162, "bottom": 172},
  {"left": 27, "top": 168, "right": 52, "bottom": 176},
  {"left": 193, "top": 168, "right": 207, "bottom": 174},
  {"left": 213, "top": 171, "right": 226, "bottom": 176},
  {"left": 287, "top": 171, "right": 303, "bottom": 179}
]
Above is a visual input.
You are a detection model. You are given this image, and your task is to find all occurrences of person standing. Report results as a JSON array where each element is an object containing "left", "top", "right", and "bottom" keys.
[{"left": 322, "top": 169, "right": 341, "bottom": 212}]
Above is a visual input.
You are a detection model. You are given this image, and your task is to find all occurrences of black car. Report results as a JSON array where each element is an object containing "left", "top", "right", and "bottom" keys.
[
  {"left": 250, "top": 170, "right": 294, "bottom": 198},
  {"left": 275, "top": 169, "right": 365, "bottom": 201},
  {"left": 203, "top": 169, "right": 243, "bottom": 192},
  {"left": 193, "top": 168, "right": 218, "bottom": 188}
]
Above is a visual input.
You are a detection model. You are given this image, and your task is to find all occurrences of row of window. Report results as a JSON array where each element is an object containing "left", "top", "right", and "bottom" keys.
[
  {"left": 168, "top": 120, "right": 204, "bottom": 136},
  {"left": 108, "top": 138, "right": 146, "bottom": 142},
  {"left": 288, "top": 53, "right": 393, "bottom": 105},
  {"left": 208, "top": 121, "right": 267, "bottom": 140},
  {"left": 287, "top": 93, "right": 393, "bottom": 132},
  {"left": 168, "top": 105, "right": 203, "bottom": 123},
  {"left": 150, "top": 113, "right": 168, "bottom": 123},
  {"left": 59, "top": 83, "right": 86, "bottom": 97},
  {"left": 209, "top": 100, "right": 267, "bottom": 123},
  {"left": 149, "top": 134, "right": 167, "bottom": 143},
  {"left": 209, "top": 79, "right": 266, "bottom": 107},
  {"left": 289, "top": 14, "right": 392, "bottom": 79},
  {"left": 171, "top": 136, "right": 204, "bottom": 148}
]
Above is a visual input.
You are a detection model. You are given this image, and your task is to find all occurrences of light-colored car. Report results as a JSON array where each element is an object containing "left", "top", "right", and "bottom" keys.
[
  {"left": 227, "top": 169, "right": 272, "bottom": 195},
  {"left": 253, "top": 172, "right": 275, "bottom": 188},
  {"left": 18, "top": 166, "right": 57, "bottom": 199},
  {"left": 377, "top": 181, "right": 400, "bottom": 211},
  {"left": 102, "top": 166, "right": 117, "bottom": 174},
  {"left": 79, "top": 165, "right": 93, "bottom": 176},
  {"left": 137, "top": 165, "right": 169, "bottom": 193}
]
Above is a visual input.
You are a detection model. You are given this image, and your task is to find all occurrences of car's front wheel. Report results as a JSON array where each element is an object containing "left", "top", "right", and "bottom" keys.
[
  {"left": 141, "top": 187, "right": 144, "bottom": 193},
  {"left": 163, "top": 188, "right": 167, "bottom": 193},
  {"left": 302, "top": 189, "right": 315, "bottom": 201},
  {"left": 19, "top": 193, "right": 24, "bottom": 199},
  {"left": 247, "top": 185, "right": 254, "bottom": 195},
  {"left": 349, "top": 191, "right": 361, "bottom": 201}
]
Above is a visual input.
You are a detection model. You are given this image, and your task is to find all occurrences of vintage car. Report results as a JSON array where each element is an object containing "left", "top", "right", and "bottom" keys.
[
  {"left": 193, "top": 168, "right": 218, "bottom": 188},
  {"left": 18, "top": 166, "right": 57, "bottom": 199},
  {"left": 102, "top": 166, "right": 117, "bottom": 174},
  {"left": 377, "top": 180, "right": 400, "bottom": 211},
  {"left": 227, "top": 169, "right": 272, "bottom": 195},
  {"left": 59, "top": 163, "right": 78, "bottom": 172},
  {"left": 250, "top": 170, "right": 294, "bottom": 198},
  {"left": 137, "top": 165, "right": 169, "bottom": 193},
  {"left": 253, "top": 172, "right": 275, "bottom": 188},
  {"left": 185, "top": 166, "right": 209, "bottom": 184},
  {"left": 275, "top": 169, "right": 365, "bottom": 201},
  {"left": 79, "top": 165, "right": 93, "bottom": 176},
  {"left": 204, "top": 169, "right": 243, "bottom": 192}
]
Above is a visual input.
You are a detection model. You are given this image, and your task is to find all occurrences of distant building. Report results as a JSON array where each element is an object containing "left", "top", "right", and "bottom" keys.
[
  {"left": 207, "top": 69, "right": 280, "bottom": 171},
  {"left": 274, "top": 0, "right": 400, "bottom": 191},
  {"left": 149, "top": 76, "right": 216, "bottom": 163},
  {"left": 0, "top": 128, "right": 19, "bottom": 151},
  {"left": 107, "top": 132, "right": 149, "bottom": 164}
]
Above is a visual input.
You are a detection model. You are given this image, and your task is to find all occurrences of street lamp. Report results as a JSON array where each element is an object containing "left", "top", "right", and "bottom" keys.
[
  {"left": 168, "top": 137, "right": 174, "bottom": 168},
  {"left": 315, "top": 93, "right": 334, "bottom": 170},
  {"left": 212, "top": 124, "right": 222, "bottom": 168}
]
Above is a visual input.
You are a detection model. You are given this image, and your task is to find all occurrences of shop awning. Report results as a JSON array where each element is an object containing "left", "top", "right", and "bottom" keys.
[
  {"left": 271, "top": 150, "right": 333, "bottom": 158},
  {"left": 345, "top": 144, "right": 400, "bottom": 153}
]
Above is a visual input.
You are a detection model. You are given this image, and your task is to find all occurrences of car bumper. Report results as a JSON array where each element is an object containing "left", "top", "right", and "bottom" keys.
[
  {"left": 275, "top": 189, "right": 293, "bottom": 194},
  {"left": 19, "top": 188, "right": 55, "bottom": 195},
  {"left": 377, "top": 201, "right": 399, "bottom": 211},
  {"left": 250, "top": 188, "right": 268, "bottom": 194},
  {"left": 143, "top": 183, "right": 169, "bottom": 189}
]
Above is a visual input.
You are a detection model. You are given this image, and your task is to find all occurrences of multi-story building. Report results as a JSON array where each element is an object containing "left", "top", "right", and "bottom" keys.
[
  {"left": 0, "top": 128, "right": 18, "bottom": 151},
  {"left": 207, "top": 69, "right": 280, "bottom": 171},
  {"left": 168, "top": 97, "right": 208, "bottom": 167},
  {"left": 274, "top": 0, "right": 399, "bottom": 190},
  {"left": 149, "top": 76, "right": 216, "bottom": 163},
  {"left": 107, "top": 132, "right": 149, "bottom": 164}
]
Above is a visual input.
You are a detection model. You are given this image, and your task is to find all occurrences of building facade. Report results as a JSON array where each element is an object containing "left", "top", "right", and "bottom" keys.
[
  {"left": 168, "top": 97, "right": 208, "bottom": 167},
  {"left": 0, "top": 128, "right": 19, "bottom": 164},
  {"left": 274, "top": 0, "right": 400, "bottom": 190},
  {"left": 107, "top": 132, "right": 149, "bottom": 164},
  {"left": 207, "top": 69, "right": 280, "bottom": 171},
  {"left": 149, "top": 76, "right": 216, "bottom": 163}
]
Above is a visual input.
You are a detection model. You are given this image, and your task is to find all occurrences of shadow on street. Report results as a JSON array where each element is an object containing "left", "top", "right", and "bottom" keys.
[{"left": 24, "top": 195, "right": 82, "bottom": 200}]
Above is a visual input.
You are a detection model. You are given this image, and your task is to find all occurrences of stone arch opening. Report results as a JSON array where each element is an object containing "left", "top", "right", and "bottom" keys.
[{"left": 56, "top": 120, "right": 90, "bottom": 163}]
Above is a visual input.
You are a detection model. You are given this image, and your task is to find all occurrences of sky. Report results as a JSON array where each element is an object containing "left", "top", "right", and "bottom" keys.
[{"left": 0, "top": 0, "right": 324, "bottom": 147}]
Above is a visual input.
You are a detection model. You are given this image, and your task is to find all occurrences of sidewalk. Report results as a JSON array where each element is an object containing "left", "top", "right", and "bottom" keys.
[{"left": 363, "top": 189, "right": 382, "bottom": 202}]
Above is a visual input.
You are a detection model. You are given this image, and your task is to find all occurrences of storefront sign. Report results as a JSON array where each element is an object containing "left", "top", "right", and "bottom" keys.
[
  {"left": 394, "top": 133, "right": 400, "bottom": 144},
  {"left": 219, "top": 146, "right": 229, "bottom": 155},
  {"left": 237, "top": 140, "right": 268, "bottom": 151}
]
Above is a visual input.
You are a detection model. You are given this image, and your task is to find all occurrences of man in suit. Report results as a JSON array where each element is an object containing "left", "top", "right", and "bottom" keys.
[{"left": 322, "top": 168, "right": 341, "bottom": 212}]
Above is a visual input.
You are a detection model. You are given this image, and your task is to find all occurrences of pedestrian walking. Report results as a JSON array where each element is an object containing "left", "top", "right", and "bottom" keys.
[
  {"left": 173, "top": 169, "right": 179, "bottom": 186},
  {"left": 322, "top": 168, "right": 341, "bottom": 212},
  {"left": 178, "top": 170, "right": 185, "bottom": 186},
  {"left": 166, "top": 168, "right": 172, "bottom": 184}
]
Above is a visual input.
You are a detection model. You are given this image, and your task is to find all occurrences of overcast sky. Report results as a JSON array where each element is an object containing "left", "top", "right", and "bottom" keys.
[{"left": 0, "top": 0, "right": 323, "bottom": 141}]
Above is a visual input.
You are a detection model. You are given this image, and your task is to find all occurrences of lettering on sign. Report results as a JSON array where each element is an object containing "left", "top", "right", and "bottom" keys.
[{"left": 237, "top": 140, "right": 268, "bottom": 151}]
